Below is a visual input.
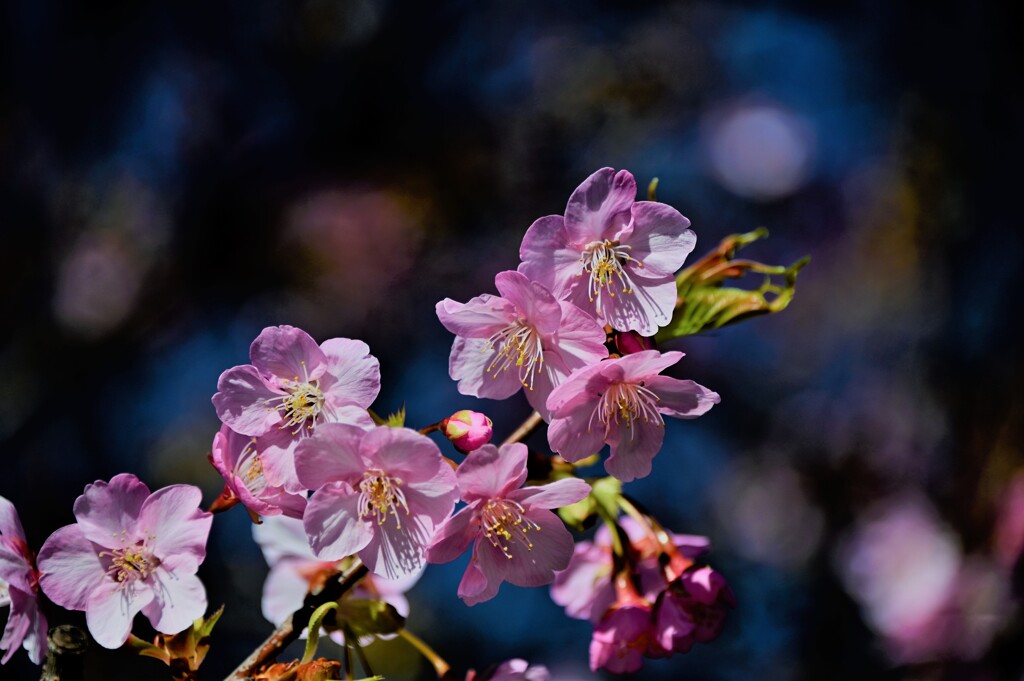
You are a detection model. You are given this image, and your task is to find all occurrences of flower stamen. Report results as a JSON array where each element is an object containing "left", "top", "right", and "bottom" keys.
[
  {"left": 484, "top": 320, "right": 545, "bottom": 390},
  {"left": 358, "top": 471, "right": 410, "bottom": 529},
  {"left": 262, "top": 361, "right": 326, "bottom": 435},
  {"left": 481, "top": 499, "right": 540, "bottom": 559},
  {"left": 578, "top": 240, "right": 642, "bottom": 313},
  {"left": 590, "top": 382, "right": 663, "bottom": 440},
  {"left": 100, "top": 542, "right": 157, "bottom": 588}
]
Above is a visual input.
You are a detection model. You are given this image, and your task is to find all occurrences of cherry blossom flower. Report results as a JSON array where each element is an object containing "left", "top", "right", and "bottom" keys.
[
  {"left": 466, "top": 658, "right": 551, "bottom": 681},
  {"left": 519, "top": 168, "right": 696, "bottom": 336},
  {"left": 589, "top": 604, "right": 656, "bottom": 673},
  {"left": 426, "top": 443, "right": 590, "bottom": 606},
  {"left": 654, "top": 566, "right": 735, "bottom": 654},
  {"left": 213, "top": 325, "right": 378, "bottom": 438},
  {"left": 441, "top": 410, "right": 494, "bottom": 453},
  {"left": 551, "top": 517, "right": 709, "bottom": 623},
  {"left": 209, "top": 424, "right": 308, "bottom": 520},
  {"left": 252, "top": 516, "right": 421, "bottom": 643},
  {"left": 36, "top": 474, "right": 212, "bottom": 649},
  {"left": 295, "top": 424, "right": 458, "bottom": 580},
  {"left": 436, "top": 270, "right": 607, "bottom": 419},
  {"left": 0, "top": 496, "right": 46, "bottom": 665},
  {"left": 546, "top": 350, "right": 719, "bottom": 482}
]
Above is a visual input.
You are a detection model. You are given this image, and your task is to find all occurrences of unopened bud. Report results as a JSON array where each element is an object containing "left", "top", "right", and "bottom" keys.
[
  {"left": 614, "top": 330, "right": 656, "bottom": 355},
  {"left": 441, "top": 410, "right": 493, "bottom": 453}
]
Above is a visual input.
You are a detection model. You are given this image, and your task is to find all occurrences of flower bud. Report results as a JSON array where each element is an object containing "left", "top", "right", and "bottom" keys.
[
  {"left": 614, "top": 330, "right": 656, "bottom": 355},
  {"left": 441, "top": 410, "right": 493, "bottom": 453}
]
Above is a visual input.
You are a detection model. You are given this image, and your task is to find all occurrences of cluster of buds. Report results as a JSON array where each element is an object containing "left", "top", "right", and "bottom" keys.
[{"left": 552, "top": 513, "right": 734, "bottom": 673}]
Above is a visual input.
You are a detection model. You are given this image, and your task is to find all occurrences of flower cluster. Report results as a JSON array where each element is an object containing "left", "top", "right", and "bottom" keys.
[
  {"left": 439, "top": 168, "right": 720, "bottom": 482},
  {"left": 0, "top": 169, "right": 752, "bottom": 679}
]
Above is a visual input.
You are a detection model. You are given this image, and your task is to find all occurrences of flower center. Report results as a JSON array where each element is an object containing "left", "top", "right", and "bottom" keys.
[
  {"left": 579, "top": 240, "right": 642, "bottom": 313},
  {"left": 101, "top": 541, "right": 158, "bottom": 586},
  {"left": 237, "top": 438, "right": 268, "bottom": 493},
  {"left": 480, "top": 499, "right": 540, "bottom": 559},
  {"left": 358, "top": 470, "right": 409, "bottom": 528},
  {"left": 0, "top": 576, "right": 10, "bottom": 608},
  {"left": 591, "top": 382, "right": 663, "bottom": 438},
  {"left": 485, "top": 320, "right": 545, "bottom": 390},
  {"left": 264, "top": 361, "right": 326, "bottom": 435}
]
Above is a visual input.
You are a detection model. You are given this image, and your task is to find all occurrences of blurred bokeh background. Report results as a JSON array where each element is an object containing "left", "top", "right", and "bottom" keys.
[{"left": 2, "top": 1, "right": 1022, "bottom": 679}]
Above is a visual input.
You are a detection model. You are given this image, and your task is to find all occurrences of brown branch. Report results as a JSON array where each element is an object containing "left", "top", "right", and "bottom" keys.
[
  {"left": 501, "top": 410, "right": 544, "bottom": 446},
  {"left": 39, "top": 625, "right": 87, "bottom": 681},
  {"left": 225, "top": 561, "right": 369, "bottom": 681}
]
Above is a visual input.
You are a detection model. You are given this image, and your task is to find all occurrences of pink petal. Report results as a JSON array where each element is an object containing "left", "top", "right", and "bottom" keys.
[
  {"left": 493, "top": 271, "right": 561, "bottom": 336},
  {"left": 627, "top": 201, "right": 696, "bottom": 276},
  {"left": 546, "top": 401, "right": 606, "bottom": 464},
  {"left": 212, "top": 365, "right": 285, "bottom": 436},
  {"left": 563, "top": 168, "right": 637, "bottom": 245},
  {"left": 294, "top": 423, "right": 368, "bottom": 490},
  {"left": 357, "top": 512, "right": 432, "bottom": 580},
  {"left": 522, "top": 363, "right": 558, "bottom": 422},
  {"left": 252, "top": 515, "right": 317, "bottom": 566},
  {"left": 509, "top": 478, "right": 591, "bottom": 510},
  {"left": 615, "top": 350, "right": 684, "bottom": 382},
  {"left": 596, "top": 273, "right": 678, "bottom": 336},
  {"left": 303, "top": 482, "right": 373, "bottom": 561},
  {"left": 448, "top": 336, "right": 526, "bottom": 400},
  {"left": 645, "top": 376, "right": 720, "bottom": 418},
  {"left": 546, "top": 361, "right": 613, "bottom": 415},
  {"left": 654, "top": 596, "right": 696, "bottom": 653},
  {"left": 550, "top": 301, "right": 608, "bottom": 369},
  {"left": 458, "top": 547, "right": 500, "bottom": 606},
  {"left": 0, "top": 539, "right": 33, "bottom": 594},
  {"left": 322, "top": 403, "right": 375, "bottom": 430},
  {"left": 475, "top": 510, "right": 575, "bottom": 590},
  {"left": 360, "top": 427, "right": 444, "bottom": 482},
  {"left": 86, "top": 578, "right": 153, "bottom": 649},
  {"left": 72, "top": 474, "right": 150, "bottom": 546},
  {"left": 425, "top": 505, "right": 478, "bottom": 564},
  {"left": 517, "top": 215, "right": 577, "bottom": 297},
  {"left": 436, "top": 294, "right": 515, "bottom": 338},
  {"left": 550, "top": 542, "right": 614, "bottom": 622},
  {"left": 250, "top": 325, "right": 327, "bottom": 383},
  {"left": 260, "top": 557, "right": 317, "bottom": 625},
  {"left": 137, "top": 485, "right": 211, "bottom": 573},
  {"left": 605, "top": 421, "right": 665, "bottom": 483},
  {"left": 456, "top": 444, "right": 528, "bottom": 501},
  {"left": 319, "top": 338, "right": 381, "bottom": 409},
  {"left": 1, "top": 586, "right": 47, "bottom": 665},
  {"left": 37, "top": 525, "right": 105, "bottom": 611},
  {"left": 141, "top": 569, "right": 207, "bottom": 635},
  {"left": 0, "top": 496, "right": 26, "bottom": 544}
]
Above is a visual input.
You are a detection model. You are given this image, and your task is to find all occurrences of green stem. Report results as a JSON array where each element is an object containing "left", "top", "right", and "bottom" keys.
[
  {"left": 301, "top": 602, "right": 339, "bottom": 664},
  {"left": 398, "top": 629, "right": 450, "bottom": 678},
  {"left": 345, "top": 626, "right": 375, "bottom": 679}
]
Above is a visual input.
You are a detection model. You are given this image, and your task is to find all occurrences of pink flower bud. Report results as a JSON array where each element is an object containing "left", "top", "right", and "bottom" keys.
[
  {"left": 441, "top": 410, "right": 493, "bottom": 453},
  {"left": 614, "top": 329, "right": 657, "bottom": 355}
]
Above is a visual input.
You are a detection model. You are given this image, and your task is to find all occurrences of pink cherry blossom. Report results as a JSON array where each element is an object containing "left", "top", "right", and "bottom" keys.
[
  {"left": 519, "top": 168, "right": 696, "bottom": 336},
  {"left": 546, "top": 350, "right": 720, "bottom": 482},
  {"left": 209, "top": 424, "right": 308, "bottom": 520},
  {"left": 654, "top": 566, "right": 735, "bottom": 654},
  {"left": 466, "top": 658, "right": 551, "bottom": 681},
  {"left": 295, "top": 424, "right": 459, "bottom": 580},
  {"left": 426, "top": 443, "right": 591, "bottom": 606},
  {"left": 252, "top": 515, "right": 421, "bottom": 644},
  {"left": 589, "top": 604, "right": 655, "bottom": 673},
  {"left": 36, "top": 474, "right": 212, "bottom": 649},
  {"left": 442, "top": 410, "right": 494, "bottom": 453},
  {"left": 551, "top": 517, "right": 710, "bottom": 623},
  {"left": 213, "top": 325, "right": 378, "bottom": 438},
  {"left": 0, "top": 495, "right": 47, "bottom": 665},
  {"left": 436, "top": 270, "right": 607, "bottom": 420}
]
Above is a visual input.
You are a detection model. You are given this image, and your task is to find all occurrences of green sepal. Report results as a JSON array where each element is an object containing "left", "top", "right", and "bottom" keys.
[
  {"left": 656, "top": 228, "right": 809, "bottom": 341},
  {"left": 368, "top": 406, "right": 406, "bottom": 428},
  {"left": 336, "top": 598, "right": 406, "bottom": 638},
  {"left": 558, "top": 477, "right": 622, "bottom": 530}
]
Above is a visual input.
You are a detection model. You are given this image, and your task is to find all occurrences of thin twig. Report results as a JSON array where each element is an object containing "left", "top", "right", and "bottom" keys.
[
  {"left": 501, "top": 410, "right": 544, "bottom": 446},
  {"left": 39, "top": 625, "right": 87, "bottom": 681},
  {"left": 225, "top": 561, "right": 369, "bottom": 680}
]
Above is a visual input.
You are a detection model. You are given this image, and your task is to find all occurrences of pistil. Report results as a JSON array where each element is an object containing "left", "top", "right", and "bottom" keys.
[
  {"left": 578, "top": 240, "right": 642, "bottom": 313},
  {"left": 358, "top": 471, "right": 410, "bottom": 529},
  {"left": 485, "top": 320, "right": 545, "bottom": 390},
  {"left": 480, "top": 499, "right": 540, "bottom": 559}
]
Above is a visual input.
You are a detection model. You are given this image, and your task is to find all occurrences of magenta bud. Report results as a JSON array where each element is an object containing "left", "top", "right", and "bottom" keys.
[
  {"left": 614, "top": 330, "right": 656, "bottom": 355},
  {"left": 441, "top": 410, "right": 493, "bottom": 453}
]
